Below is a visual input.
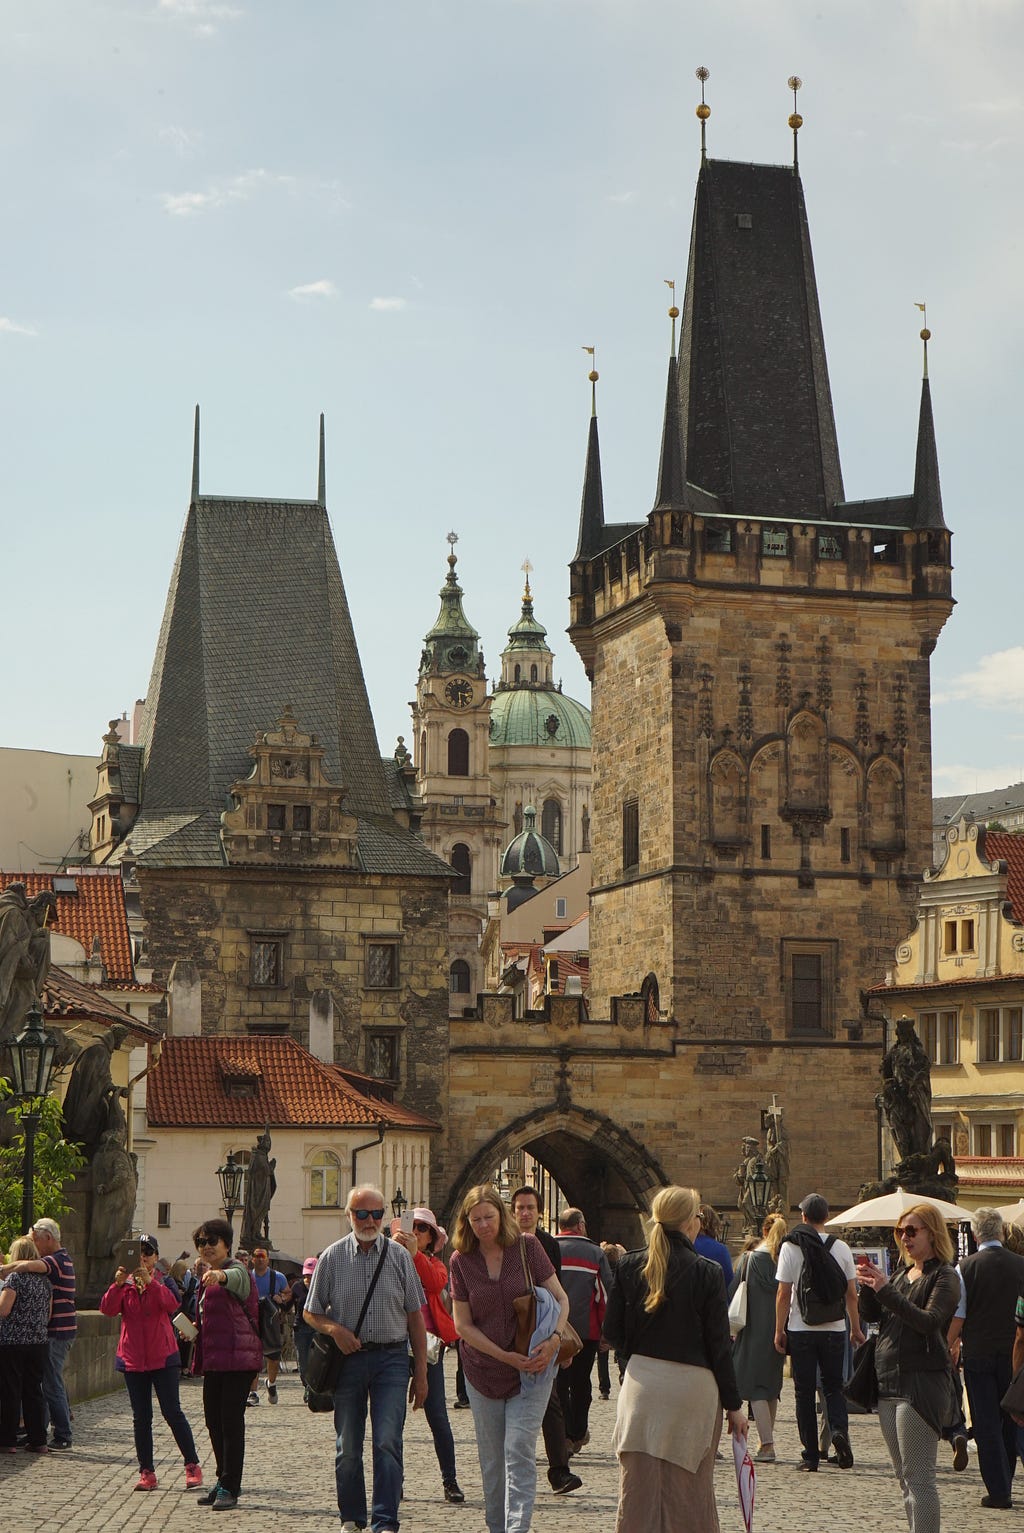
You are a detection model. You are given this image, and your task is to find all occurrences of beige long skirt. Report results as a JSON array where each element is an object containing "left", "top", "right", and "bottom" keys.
[{"left": 614, "top": 1356, "right": 723, "bottom": 1533}]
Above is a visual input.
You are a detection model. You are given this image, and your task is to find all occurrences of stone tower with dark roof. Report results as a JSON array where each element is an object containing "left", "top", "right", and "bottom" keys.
[
  {"left": 569, "top": 116, "right": 953, "bottom": 1209},
  {"left": 90, "top": 413, "right": 454, "bottom": 1182}
]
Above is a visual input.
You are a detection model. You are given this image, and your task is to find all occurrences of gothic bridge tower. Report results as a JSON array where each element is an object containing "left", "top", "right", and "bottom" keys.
[{"left": 567, "top": 82, "right": 953, "bottom": 1205}]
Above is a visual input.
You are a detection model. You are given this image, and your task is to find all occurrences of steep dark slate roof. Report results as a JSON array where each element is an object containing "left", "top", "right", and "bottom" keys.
[
  {"left": 653, "top": 354, "right": 687, "bottom": 511},
  {"left": 139, "top": 495, "right": 391, "bottom": 825},
  {"left": 913, "top": 377, "right": 946, "bottom": 530},
  {"left": 678, "top": 158, "right": 844, "bottom": 520},
  {"left": 117, "top": 744, "right": 143, "bottom": 804},
  {"left": 574, "top": 415, "right": 607, "bottom": 560}
]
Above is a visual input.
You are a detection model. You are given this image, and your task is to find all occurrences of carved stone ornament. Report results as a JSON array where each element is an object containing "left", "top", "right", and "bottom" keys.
[{"left": 896, "top": 942, "right": 913, "bottom": 965}]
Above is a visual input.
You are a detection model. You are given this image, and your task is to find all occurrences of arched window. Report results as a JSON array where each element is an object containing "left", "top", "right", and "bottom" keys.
[
  {"left": 450, "top": 959, "right": 471, "bottom": 994},
  {"left": 309, "top": 1150, "right": 341, "bottom": 1208},
  {"left": 541, "top": 798, "right": 562, "bottom": 854},
  {"left": 419, "top": 731, "right": 427, "bottom": 769},
  {"left": 451, "top": 842, "right": 472, "bottom": 895},
  {"left": 530, "top": 664, "right": 538, "bottom": 682},
  {"left": 447, "top": 728, "right": 469, "bottom": 776},
  {"left": 514, "top": 663, "right": 521, "bottom": 683}
]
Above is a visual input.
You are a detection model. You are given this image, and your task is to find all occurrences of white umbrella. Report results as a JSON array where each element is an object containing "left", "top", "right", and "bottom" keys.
[
  {"left": 825, "top": 1187, "right": 976, "bottom": 1229},
  {"left": 996, "top": 1199, "right": 1024, "bottom": 1226}
]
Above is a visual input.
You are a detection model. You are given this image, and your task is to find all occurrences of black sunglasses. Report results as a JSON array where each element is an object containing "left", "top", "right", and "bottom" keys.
[
  {"left": 896, "top": 1224, "right": 922, "bottom": 1241},
  {"left": 412, "top": 1221, "right": 433, "bottom": 1234},
  {"left": 352, "top": 1208, "right": 385, "bottom": 1222}
]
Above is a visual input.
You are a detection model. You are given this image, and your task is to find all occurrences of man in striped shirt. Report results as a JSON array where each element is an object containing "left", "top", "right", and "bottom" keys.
[
  {"left": 305, "top": 1185, "right": 427, "bottom": 1533},
  {"left": 1, "top": 1215, "right": 77, "bottom": 1448}
]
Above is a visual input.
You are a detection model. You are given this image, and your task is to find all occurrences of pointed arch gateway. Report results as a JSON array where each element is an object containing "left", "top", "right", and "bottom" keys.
[{"left": 444, "top": 1104, "right": 669, "bottom": 1248}]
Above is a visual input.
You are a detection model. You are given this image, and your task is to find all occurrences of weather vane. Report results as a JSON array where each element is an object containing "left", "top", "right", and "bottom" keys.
[
  {"left": 582, "top": 346, "right": 598, "bottom": 416},
  {"left": 665, "top": 278, "right": 678, "bottom": 351},
  {"left": 915, "top": 302, "right": 931, "bottom": 377},
  {"left": 696, "top": 67, "right": 710, "bottom": 162},
  {"left": 521, "top": 556, "right": 533, "bottom": 601},
  {"left": 788, "top": 75, "right": 803, "bottom": 171}
]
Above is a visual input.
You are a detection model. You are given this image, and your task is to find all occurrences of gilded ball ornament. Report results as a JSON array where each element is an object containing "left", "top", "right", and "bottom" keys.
[
  {"left": 920, "top": 328, "right": 931, "bottom": 341},
  {"left": 588, "top": 370, "right": 599, "bottom": 383},
  {"left": 668, "top": 306, "right": 679, "bottom": 320},
  {"left": 788, "top": 113, "right": 803, "bottom": 130},
  {"left": 696, "top": 103, "right": 711, "bottom": 121}
]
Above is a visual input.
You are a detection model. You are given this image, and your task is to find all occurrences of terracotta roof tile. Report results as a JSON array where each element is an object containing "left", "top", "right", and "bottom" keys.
[
  {"left": 867, "top": 971, "right": 1024, "bottom": 997},
  {"left": 42, "top": 967, "right": 158, "bottom": 1037},
  {"left": 2, "top": 869, "right": 134, "bottom": 982},
  {"left": 983, "top": 831, "right": 1024, "bottom": 924},
  {"left": 146, "top": 1035, "right": 439, "bottom": 1131}
]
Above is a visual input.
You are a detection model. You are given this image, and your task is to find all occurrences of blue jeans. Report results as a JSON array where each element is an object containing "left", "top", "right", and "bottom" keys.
[
  {"left": 789, "top": 1330, "right": 848, "bottom": 1468},
  {"left": 333, "top": 1345, "right": 409, "bottom": 1532},
  {"left": 123, "top": 1363, "right": 198, "bottom": 1471},
  {"left": 422, "top": 1348, "right": 457, "bottom": 1485},
  {"left": 964, "top": 1353, "right": 1023, "bottom": 1503},
  {"left": 43, "top": 1334, "right": 74, "bottom": 1443},
  {"left": 466, "top": 1375, "right": 551, "bottom": 1533}
]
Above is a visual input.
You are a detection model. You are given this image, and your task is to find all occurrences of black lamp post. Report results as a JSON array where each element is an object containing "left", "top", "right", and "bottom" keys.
[
  {"left": 217, "top": 1151, "right": 246, "bottom": 1228},
  {"left": 8, "top": 1003, "right": 60, "bottom": 1235},
  {"left": 749, "top": 1154, "right": 770, "bottom": 1222},
  {"left": 390, "top": 1187, "right": 408, "bottom": 1222}
]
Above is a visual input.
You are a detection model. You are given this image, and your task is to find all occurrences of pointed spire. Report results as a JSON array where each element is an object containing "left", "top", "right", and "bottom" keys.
[
  {"left": 913, "top": 347, "right": 946, "bottom": 530},
  {"left": 574, "top": 412, "right": 606, "bottom": 561},
  {"left": 788, "top": 76, "right": 803, "bottom": 173},
  {"left": 191, "top": 404, "right": 200, "bottom": 503},
  {"left": 317, "top": 412, "right": 326, "bottom": 506},
  {"left": 653, "top": 354, "right": 688, "bottom": 511}
]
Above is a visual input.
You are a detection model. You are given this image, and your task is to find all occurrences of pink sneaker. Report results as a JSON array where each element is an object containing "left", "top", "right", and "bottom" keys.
[
  {"left": 135, "top": 1469, "right": 158, "bottom": 1491},
  {"left": 185, "top": 1462, "right": 203, "bottom": 1490}
]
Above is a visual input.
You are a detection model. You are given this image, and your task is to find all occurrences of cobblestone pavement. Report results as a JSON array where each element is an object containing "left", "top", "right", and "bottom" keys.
[{"left": 0, "top": 1363, "right": 1011, "bottom": 1531}]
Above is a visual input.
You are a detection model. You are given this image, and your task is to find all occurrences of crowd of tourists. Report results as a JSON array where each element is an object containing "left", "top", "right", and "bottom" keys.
[{"left": 2, "top": 1188, "right": 1024, "bottom": 1531}]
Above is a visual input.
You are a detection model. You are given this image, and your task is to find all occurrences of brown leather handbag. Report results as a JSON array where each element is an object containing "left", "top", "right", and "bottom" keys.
[{"left": 511, "top": 1238, "right": 584, "bottom": 1367}]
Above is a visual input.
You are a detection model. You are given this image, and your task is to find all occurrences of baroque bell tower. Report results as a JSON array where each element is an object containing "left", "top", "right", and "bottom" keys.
[
  {"left": 568, "top": 76, "right": 953, "bottom": 1203},
  {"left": 412, "top": 534, "right": 505, "bottom": 1011}
]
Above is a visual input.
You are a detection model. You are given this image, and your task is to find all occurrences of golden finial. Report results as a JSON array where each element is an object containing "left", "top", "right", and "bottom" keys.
[
  {"left": 788, "top": 75, "right": 803, "bottom": 171},
  {"left": 696, "top": 67, "right": 710, "bottom": 162},
  {"left": 446, "top": 528, "right": 458, "bottom": 572},
  {"left": 521, "top": 557, "right": 533, "bottom": 603},
  {"left": 583, "top": 345, "right": 598, "bottom": 416},
  {"left": 664, "top": 278, "right": 678, "bottom": 351},
  {"left": 915, "top": 302, "right": 930, "bottom": 378}
]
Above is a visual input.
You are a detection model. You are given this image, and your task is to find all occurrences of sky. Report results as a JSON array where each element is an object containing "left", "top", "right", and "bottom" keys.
[{"left": 2, "top": 0, "right": 1023, "bottom": 797}]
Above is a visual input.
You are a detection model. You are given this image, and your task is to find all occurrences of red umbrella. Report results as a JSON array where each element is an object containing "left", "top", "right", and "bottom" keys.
[{"left": 732, "top": 1433, "right": 755, "bottom": 1531}]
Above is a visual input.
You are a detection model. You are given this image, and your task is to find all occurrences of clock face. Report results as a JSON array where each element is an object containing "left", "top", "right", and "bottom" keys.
[{"left": 444, "top": 678, "right": 473, "bottom": 709}]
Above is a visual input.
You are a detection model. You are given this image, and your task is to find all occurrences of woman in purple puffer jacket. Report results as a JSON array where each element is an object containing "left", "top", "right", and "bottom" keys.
[{"left": 191, "top": 1217, "right": 263, "bottom": 1512}]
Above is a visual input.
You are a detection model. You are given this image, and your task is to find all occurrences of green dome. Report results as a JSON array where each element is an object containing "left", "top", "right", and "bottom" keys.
[
  {"left": 489, "top": 688, "right": 591, "bottom": 749},
  {"left": 500, "top": 806, "right": 561, "bottom": 879}
]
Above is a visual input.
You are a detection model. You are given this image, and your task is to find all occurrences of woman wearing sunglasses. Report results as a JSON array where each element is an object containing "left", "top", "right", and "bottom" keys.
[
  {"left": 857, "top": 1204, "right": 960, "bottom": 1532},
  {"left": 190, "top": 1217, "right": 263, "bottom": 1511},
  {"left": 391, "top": 1207, "right": 465, "bottom": 1505}
]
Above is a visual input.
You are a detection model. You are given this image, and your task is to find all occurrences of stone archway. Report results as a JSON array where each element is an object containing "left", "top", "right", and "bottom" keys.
[{"left": 443, "top": 1104, "right": 668, "bottom": 1249}]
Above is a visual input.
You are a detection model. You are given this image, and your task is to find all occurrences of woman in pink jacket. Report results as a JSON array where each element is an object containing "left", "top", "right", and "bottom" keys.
[{"left": 99, "top": 1232, "right": 202, "bottom": 1492}]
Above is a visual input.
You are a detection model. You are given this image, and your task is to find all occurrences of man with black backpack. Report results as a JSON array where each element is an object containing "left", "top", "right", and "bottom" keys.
[{"left": 774, "top": 1193, "right": 865, "bottom": 1472}]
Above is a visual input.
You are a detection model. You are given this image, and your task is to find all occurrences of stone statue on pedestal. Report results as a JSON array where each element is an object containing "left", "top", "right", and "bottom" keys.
[
  {"left": 763, "top": 1097, "right": 791, "bottom": 1215},
  {"left": 0, "top": 883, "right": 58, "bottom": 1041},
  {"left": 735, "top": 1135, "right": 764, "bottom": 1235},
  {"left": 240, "top": 1129, "right": 277, "bottom": 1251},
  {"left": 62, "top": 1025, "right": 130, "bottom": 1157},
  {"left": 877, "top": 1016, "right": 932, "bottom": 1162}
]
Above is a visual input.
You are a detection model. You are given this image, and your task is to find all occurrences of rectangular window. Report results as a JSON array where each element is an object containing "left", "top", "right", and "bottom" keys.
[
  {"left": 1000, "top": 1123, "right": 1016, "bottom": 1157},
  {"left": 961, "top": 919, "right": 975, "bottom": 952},
  {"left": 918, "top": 1010, "right": 959, "bottom": 1064},
  {"left": 760, "top": 825, "right": 771, "bottom": 860},
  {"left": 761, "top": 527, "right": 789, "bottom": 558},
  {"left": 817, "top": 533, "right": 845, "bottom": 561},
  {"left": 943, "top": 920, "right": 957, "bottom": 956},
  {"left": 250, "top": 938, "right": 282, "bottom": 987},
  {"left": 622, "top": 799, "right": 640, "bottom": 873},
  {"left": 267, "top": 803, "right": 286, "bottom": 831},
  {"left": 157, "top": 1202, "right": 171, "bottom": 1228},
  {"left": 975, "top": 1123, "right": 992, "bottom": 1156},
  {"left": 555, "top": 897, "right": 567, "bottom": 919},
  {"left": 978, "top": 1007, "right": 1023, "bottom": 1062},
  {"left": 971, "top": 1120, "right": 1016, "bottom": 1157},
  {"left": 840, "top": 827, "right": 851, "bottom": 864},
  {"left": 366, "top": 1031, "right": 398, "bottom": 1081},
  {"left": 293, "top": 804, "right": 311, "bottom": 832},
  {"left": 365, "top": 942, "right": 398, "bottom": 989},
  {"left": 791, "top": 954, "right": 822, "bottom": 1032},
  {"left": 781, "top": 939, "right": 837, "bottom": 1037},
  {"left": 943, "top": 918, "right": 976, "bottom": 956}
]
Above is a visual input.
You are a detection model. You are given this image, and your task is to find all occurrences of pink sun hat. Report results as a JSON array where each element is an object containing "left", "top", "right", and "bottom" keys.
[{"left": 389, "top": 1206, "right": 448, "bottom": 1251}]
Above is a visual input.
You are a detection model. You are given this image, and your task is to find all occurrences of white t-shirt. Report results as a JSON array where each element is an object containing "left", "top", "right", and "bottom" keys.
[{"left": 776, "top": 1230, "right": 855, "bottom": 1333}]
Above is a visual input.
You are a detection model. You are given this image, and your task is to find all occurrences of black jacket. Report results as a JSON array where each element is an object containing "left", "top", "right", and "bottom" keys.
[
  {"left": 603, "top": 1229, "right": 741, "bottom": 1411},
  {"left": 961, "top": 1245, "right": 1024, "bottom": 1360},
  {"left": 859, "top": 1257, "right": 959, "bottom": 1434}
]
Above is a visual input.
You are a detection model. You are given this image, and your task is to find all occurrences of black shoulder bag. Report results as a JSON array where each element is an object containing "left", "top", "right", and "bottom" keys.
[{"left": 306, "top": 1243, "right": 391, "bottom": 1413}]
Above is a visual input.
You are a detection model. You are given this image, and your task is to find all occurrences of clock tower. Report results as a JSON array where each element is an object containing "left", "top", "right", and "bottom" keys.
[{"left": 412, "top": 535, "right": 506, "bottom": 1012}]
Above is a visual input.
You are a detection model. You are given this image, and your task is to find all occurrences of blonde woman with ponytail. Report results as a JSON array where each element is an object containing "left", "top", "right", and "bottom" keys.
[{"left": 603, "top": 1186, "right": 747, "bottom": 1531}]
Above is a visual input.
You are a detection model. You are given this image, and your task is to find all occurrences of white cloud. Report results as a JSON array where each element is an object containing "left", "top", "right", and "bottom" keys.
[
  {"left": 160, "top": 168, "right": 294, "bottom": 217},
  {"left": 933, "top": 647, "right": 1024, "bottom": 709},
  {"left": 370, "top": 296, "right": 406, "bottom": 312},
  {"left": 288, "top": 279, "right": 337, "bottom": 301},
  {"left": 0, "top": 316, "right": 37, "bottom": 336}
]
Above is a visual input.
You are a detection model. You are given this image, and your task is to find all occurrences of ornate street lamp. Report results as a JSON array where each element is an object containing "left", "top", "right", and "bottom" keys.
[
  {"left": 217, "top": 1151, "right": 246, "bottom": 1228},
  {"left": 391, "top": 1187, "right": 408, "bottom": 1222},
  {"left": 8, "top": 1003, "right": 60, "bottom": 1235},
  {"left": 749, "top": 1154, "right": 770, "bottom": 1222}
]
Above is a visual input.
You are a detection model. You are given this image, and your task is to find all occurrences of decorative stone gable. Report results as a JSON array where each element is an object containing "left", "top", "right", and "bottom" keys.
[{"left": 221, "top": 706, "right": 359, "bottom": 866}]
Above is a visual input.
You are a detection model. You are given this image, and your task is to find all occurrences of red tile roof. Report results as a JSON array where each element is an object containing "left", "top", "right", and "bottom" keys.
[
  {"left": 146, "top": 1035, "right": 440, "bottom": 1131},
  {"left": 2, "top": 869, "right": 135, "bottom": 982},
  {"left": 867, "top": 971, "right": 1024, "bottom": 997},
  {"left": 983, "top": 831, "right": 1024, "bottom": 924},
  {"left": 42, "top": 967, "right": 158, "bottom": 1037}
]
